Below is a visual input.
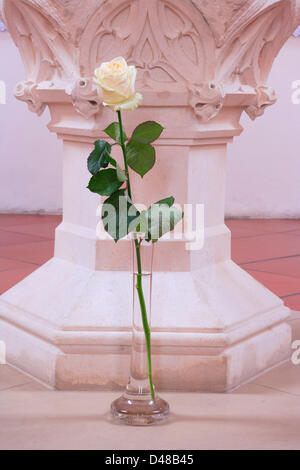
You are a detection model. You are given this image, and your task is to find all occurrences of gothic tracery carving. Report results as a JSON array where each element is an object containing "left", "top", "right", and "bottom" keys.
[{"left": 1, "top": 0, "right": 299, "bottom": 121}]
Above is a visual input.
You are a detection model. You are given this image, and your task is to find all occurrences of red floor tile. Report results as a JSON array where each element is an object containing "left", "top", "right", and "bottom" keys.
[
  {"left": 283, "top": 294, "right": 300, "bottom": 311},
  {"left": 0, "top": 241, "right": 54, "bottom": 265},
  {"left": 289, "top": 229, "right": 300, "bottom": 237},
  {"left": 0, "top": 215, "right": 299, "bottom": 300},
  {"left": 226, "top": 218, "right": 300, "bottom": 239},
  {"left": 232, "top": 232, "right": 300, "bottom": 264},
  {"left": 0, "top": 229, "right": 48, "bottom": 246},
  {"left": 0, "top": 257, "right": 37, "bottom": 272},
  {"left": 240, "top": 256, "right": 300, "bottom": 279},
  {"left": 0, "top": 214, "right": 62, "bottom": 228},
  {"left": 3, "top": 222, "right": 59, "bottom": 240},
  {"left": 245, "top": 269, "right": 300, "bottom": 297},
  {"left": 0, "top": 266, "right": 39, "bottom": 294}
]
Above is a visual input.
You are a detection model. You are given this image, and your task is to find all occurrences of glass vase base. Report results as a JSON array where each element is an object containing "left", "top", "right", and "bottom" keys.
[{"left": 110, "top": 394, "right": 170, "bottom": 426}]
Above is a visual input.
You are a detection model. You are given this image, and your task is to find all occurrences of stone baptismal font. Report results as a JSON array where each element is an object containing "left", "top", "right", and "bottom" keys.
[{"left": 0, "top": 0, "right": 299, "bottom": 391}]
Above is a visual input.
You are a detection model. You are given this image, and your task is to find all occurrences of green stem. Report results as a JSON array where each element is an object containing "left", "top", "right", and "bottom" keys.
[
  {"left": 117, "top": 110, "right": 132, "bottom": 200},
  {"left": 117, "top": 110, "right": 155, "bottom": 400},
  {"left": 135, "top": 239, "right": 155, "bottom": 400}
]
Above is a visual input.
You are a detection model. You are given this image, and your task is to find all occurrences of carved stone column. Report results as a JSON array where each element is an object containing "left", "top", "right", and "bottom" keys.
[{"left": 1, "top": 0, "right": 299, "bottom": 391}]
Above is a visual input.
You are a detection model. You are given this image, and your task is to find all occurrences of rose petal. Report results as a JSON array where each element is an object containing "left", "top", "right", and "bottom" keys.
[
  {"left": 94, "top": 58, "right": 141, "bottom": 111},
  {"left": 113, "top": 92, "right": 143, "bottom": 111}
]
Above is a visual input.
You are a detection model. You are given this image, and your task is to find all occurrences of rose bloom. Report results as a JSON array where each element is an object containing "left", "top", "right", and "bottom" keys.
[{"left": 94, "top": 57, "right": 142, "bottom": 111}]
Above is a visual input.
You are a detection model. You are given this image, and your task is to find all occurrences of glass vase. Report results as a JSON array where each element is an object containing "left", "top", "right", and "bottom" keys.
[{"left": 110, "top": 236, "right": 170, "bottom": 425}]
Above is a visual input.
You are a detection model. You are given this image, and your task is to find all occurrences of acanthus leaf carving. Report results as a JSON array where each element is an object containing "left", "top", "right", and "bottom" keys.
[
  {"left": 14, "top": 80, "right": 46, "bottom": 115},
  {"left": 69, "top": 78, "right": 101, "bottom": 119},
  {"left": 245, "top": 86, "right": 277, "bottom": 120},
  {"left": 188, "top": 82, "right": 224, "bottom": 121}
]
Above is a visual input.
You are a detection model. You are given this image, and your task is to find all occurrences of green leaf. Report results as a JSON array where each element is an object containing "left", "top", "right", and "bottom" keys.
[
  {"left": 87, "top": 140, "right": 111, "bottom": 175},
  {"left": 102, "top": 189, "right": 140, "bottom": 242},
  {"left": 155, "top": 197, "right": 175, "bottom": 207},
  {"left": 131, "top": 121, "right": 164, "bottom": 144},
  {"left": 144, "top": 202, "right": 183, "bottom": 242},
  {"left": 108, "top": 156, "right": 117, "bottom": 168},
  {"left": 126, "top": 141, "right": 155, "bottom": 177},
  {"left": 116, "top": 164, "right": 127, "bottom": 183},
  {"left": 87, "top": 169, "right": 123, "bottom": 196},
  {"left": 104, "top": 122, "right": 127, "bottom": 145},
  {"left": 135, "top": 210, "right": 147, "bottom": 234}
]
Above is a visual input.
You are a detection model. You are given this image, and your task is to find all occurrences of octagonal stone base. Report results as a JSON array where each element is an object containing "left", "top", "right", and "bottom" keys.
[{"left": 0, "top": 257, "right": 291, "bottom": 392}]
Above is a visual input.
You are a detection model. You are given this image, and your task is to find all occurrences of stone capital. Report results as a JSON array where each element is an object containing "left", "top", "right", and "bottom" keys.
[{"left": 2, "top": 0, "right": 300, "bottom": 122}]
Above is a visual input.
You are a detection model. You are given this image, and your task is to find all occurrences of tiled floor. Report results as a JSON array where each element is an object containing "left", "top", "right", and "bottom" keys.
[
  {"left": 0, "top": 215, "right": 300, "bottom": 449},
  {"left": 0, "top": 215, "right": 60, "bottom": 293},
  {"left": 0, "top": 215, "right": 299, "bottom": 309},
  {"left": 227, "top": 218, "right": 300, "bottom": 311}
]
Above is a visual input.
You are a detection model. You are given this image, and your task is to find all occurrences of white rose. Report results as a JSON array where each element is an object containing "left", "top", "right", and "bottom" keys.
[{"left": 94, "top": 57, "right": 142, "bottom": 111}]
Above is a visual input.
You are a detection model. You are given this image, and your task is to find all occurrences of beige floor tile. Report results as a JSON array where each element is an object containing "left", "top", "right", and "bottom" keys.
[
  {"left": 253, "top": 357, "right": 300, "bottom": 397},
  {"left": 0, "top": 384, "right": 299, "bottom": 450},
  {"left": 0, "top": 365, "right": 33, "bottom": 391}
]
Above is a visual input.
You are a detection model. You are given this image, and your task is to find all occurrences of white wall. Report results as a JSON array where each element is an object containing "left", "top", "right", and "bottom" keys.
[
  {"left": 226, "top": 37, "right": 300, "bottom": 218},
  {"left": 0, "top": 32, "right": 62, "bottom": 214},
  {"left": 0, "top": 32, "right": 299, "bottom": 217}
]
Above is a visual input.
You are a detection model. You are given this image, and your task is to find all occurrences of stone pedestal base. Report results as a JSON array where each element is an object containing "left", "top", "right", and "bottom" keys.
[{"left": 0, "top": 256, "right": 291, "bottom": 392}]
